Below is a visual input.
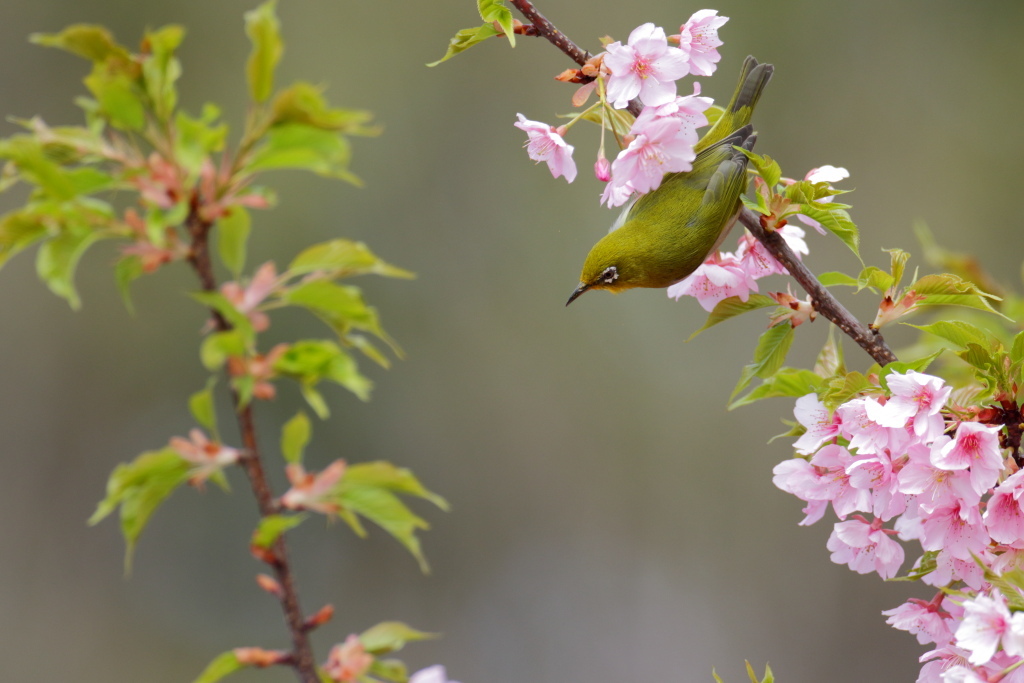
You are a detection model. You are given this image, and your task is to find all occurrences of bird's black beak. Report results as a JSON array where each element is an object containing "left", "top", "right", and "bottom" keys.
[{"left": 565, "top": 283, "right": 589, "bottom": 307}]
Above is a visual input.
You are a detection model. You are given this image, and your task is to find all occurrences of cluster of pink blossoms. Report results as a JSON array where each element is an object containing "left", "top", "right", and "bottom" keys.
[
  {"left": 514, "top": 10, "right": 728, "bottom": 206},
  {"left": 774, "top": 370, "right": 1024, "bottom": 681}
]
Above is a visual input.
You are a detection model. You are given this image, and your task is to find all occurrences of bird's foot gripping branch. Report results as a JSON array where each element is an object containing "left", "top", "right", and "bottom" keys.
[{"left": 435, "top": 1, "right": 1024, "bottom": 680}]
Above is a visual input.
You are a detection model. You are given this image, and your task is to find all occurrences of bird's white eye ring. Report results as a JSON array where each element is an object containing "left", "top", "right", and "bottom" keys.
[{"left": 600, "top": 266, "right": 618, "bottom": 284}]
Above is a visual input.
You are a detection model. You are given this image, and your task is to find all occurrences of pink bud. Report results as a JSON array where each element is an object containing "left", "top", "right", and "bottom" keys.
[{"left": 594, "top": 156, "right": 611, "bottom": 182}]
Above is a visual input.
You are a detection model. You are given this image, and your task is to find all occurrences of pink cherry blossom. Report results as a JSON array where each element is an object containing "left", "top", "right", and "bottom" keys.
[
  {"left": 410, "top": 665, "right": 462, "bottom": 683},
  {"left": 792, "top": 394, "right": 840, "bottom": 454},
  {"left": 954, "top": 594, "right": 1024, "bottom": 665},
  {"left": 221, "top": 261, "right": 278, "bottom": 332},
  {"left": 865, "top": 371, "right": 950, "bottom": 440},
  {"left": 672, "top": 10, "right": 728, "bottom": 77},
  {"left": 883, "top": 597, "right": 954, "bottom": 646},
  {"left": 323, "top": 634, "right": 374, "bottom": 683},
  {"left": 810, "top": 443, "right": 872, "bottom": 517},
  {"left": 847, "top": 451, "right": 907, "bottom": 521},
  {"left": 826, "top": 516, "right": 904, "bottom": 579},
  {"left": 919, "top": 502, "right": 989, "bottom": 561},
  {"left": 666, "top": 252, "right": 757, "bottom": 311},
  {"left": 280, "top": 460, "right": 347, "bottom": 515},
  {"left": 836, "top": 397, "right": 897, "bottom": 456},
  {"left": 897, "top": 440, "right": 980, "bottom": 513},
  {"left": 169, "top": 429, "right": 241, "bottom": 487},
  {"left": 983, "top": 469, "right": 1024, "bottom": 544},
  {"left": 513, "top": 114, "right": 577, "bottom": 182},
  {"left": 921, "top": 549, "right": 987, "bottom": 591},
  {"left": 932, "top": 422, "right": 1004, "bottom": 495},
  {"left": 604, "top": 23, "right": 691, "bottom": 108}
]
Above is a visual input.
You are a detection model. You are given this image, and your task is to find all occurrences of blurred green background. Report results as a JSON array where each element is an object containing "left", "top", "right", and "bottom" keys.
[{"left": 0, "top": 1, "right": 1022, "bottom": 681}]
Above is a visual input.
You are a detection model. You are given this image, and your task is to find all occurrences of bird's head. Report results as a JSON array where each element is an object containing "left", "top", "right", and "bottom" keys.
[{"left": 565, "top": 230, "right": 645, "bottom": 306}]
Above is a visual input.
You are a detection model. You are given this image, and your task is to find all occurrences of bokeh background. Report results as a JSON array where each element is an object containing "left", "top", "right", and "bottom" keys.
[{"left": 0, "top": 1, "right": 1022, "bottom": 681}]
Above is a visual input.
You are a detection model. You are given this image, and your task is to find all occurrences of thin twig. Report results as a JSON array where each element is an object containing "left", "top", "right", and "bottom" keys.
[
  {"left": 185, "top": 208, "right": 320, "bottom": 683},
  {"left": 509, "top": 0, "right": 897, "bottom": 367},
  {"left": 738, "top": 209, "right": 897, "bottom": 366}
]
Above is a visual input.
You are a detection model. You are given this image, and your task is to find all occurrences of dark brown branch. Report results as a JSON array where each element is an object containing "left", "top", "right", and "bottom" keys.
[
  {"left": 509, "top": 0, "right": 642, "bottom": 117},
  {"left": 185, "top": 208, "right": 320, "bottom": 683},
  {"left": 738, "top": 208, "right": 898, "bottom": 366}
]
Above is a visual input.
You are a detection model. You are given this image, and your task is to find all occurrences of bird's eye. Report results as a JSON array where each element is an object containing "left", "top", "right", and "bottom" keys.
[{"left": 600, "top": 266, "right": 618, "bottom": 284}]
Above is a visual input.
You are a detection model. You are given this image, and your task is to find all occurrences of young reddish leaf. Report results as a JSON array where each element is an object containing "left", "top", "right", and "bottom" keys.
[{"left": 244, "top": 0, "right": 282, "bottom": 103}]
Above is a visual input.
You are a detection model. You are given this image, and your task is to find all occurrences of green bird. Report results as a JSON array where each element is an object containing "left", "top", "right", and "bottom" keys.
[{"left": 566, "top": 56, "right": 773, "bottom": 306}]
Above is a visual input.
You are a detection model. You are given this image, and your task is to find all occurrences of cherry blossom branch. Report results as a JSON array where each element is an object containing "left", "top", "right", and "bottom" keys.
[
  {"left": 738, "top": 208, "right": 898, "bottom": 366},
  {"left": 185, "top": 208, "right": 320, "bottom": 683},
  {"left": 508, "top": 0, "right": 643, "bottom": 117},
  {"left": 508, "top": 0, "right": 898, "bottom": 368}
]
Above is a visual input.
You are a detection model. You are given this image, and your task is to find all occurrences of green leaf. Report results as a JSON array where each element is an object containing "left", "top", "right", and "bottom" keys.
[
  {"left": 190, "top": 290, "right": 255, "bottom": 344},
  {"left": 0, "top": 209, "right": 49, "bottom": 269},
  {"left": 175, "top": 104, "right": 227, "bottom": 176},
  {"left": 886, "top": 248, "right": 910, "bottom": 288},
  {"left": 907, "top": 320, "right": 1000, "bottom": 352},
  {"left": 814, "top": 325, "right": 845, "bottom": 378},
  {"left": 729, "top": 368, "right": 824, "bottom": 410},
  {"left": 735, "top": 149, "right": 781, "bottom": 188},
  {"left": 731, "top": 324, "right": 795, "bottom": 401},
  {"left": 1011, "top": 330, "right": 1024, "bottom": 364},
  {"left": 217, "top": 206, "right": 251, "bottom": 278},
  {"left": 339, "top": 462, "right": 449, "bottom": 572},
  {"left": 244, "top": 0, "right": 282, "bottom": 103},
  {"left": 359, "top": 621, "right": 438, "bottom": 655},
  {"left": 189, "top": 377, "right": 219, "bottom": 437},
  {"left": 288, "top": 239, "right": 413, "bottom": 279},
  {"left": 820, "top": 370, "right": 872, "bottom": 409},
  {"left": 141, "top": 25, "right": 184, "bottom": 122},
  {"left": 799, "top": 203, "right": 860, "bottom": 259},
  {"left": 343, "top": 461, "right": 450, "bottom": 511},
  {"left": 477, "top": 0, "right": 515, "bottom": 46},
  {"left": 36, "top": 223, "right": 101, "bottom": 309},
  {"left": 191, "top": 651, "right": 244, "bottom": 683},
  {"left": 246, "top": 123, "right": 359, "bottom": 184},
  {"left": 427, "top": 23, "right": 502, "bottom": 67},
  {"left": 368, "top": 659, "right": 408, "bottom": 683},
  {"left": 273, "top": 339, "right": 373, "bottom": 403},
  {"left": 339, "top": 485, "right": 430, "bottom": 572},
  {"left": 280, "top": 410, "right": 311, "bottom": 464},
  {"left": 907, "top": 273, "right": 1003, "bottom": 316},
  {"left": 114, "top": 255, "right": 144, "bottom": 313},
  {"left": 84, "top": 64, "right": 146, "bottom": 131},
  {"left": 30, "top": 25, "right": 132, "bottom": 64},
  {"left": 252, "top": 513, "right": 307, "bottom": 549},
  {"left": 817, "top": 271, "right": 860, "bottom": 287},
  {"left": 687, "top": 294, "right": 776, "bottom": 340},
  {"left": 270, "top": 82, "right": 379, "bottom": 135},
  {"left": 282, "top": 280, "right": 397, "bottom": 350},
  {"left": 89, "top": 448, "right": 190, "bottom": 572},
  {"left": 199, "top": 330, "right": 247, "bottom": 370},
  {"left": 857, "top": 266, "right": 894, "bottom": 293}
]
